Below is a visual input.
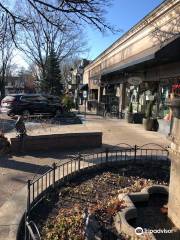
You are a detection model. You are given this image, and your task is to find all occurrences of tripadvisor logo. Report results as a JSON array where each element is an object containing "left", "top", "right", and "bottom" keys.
[
  {"left": 135, "top": 227, "right": 173, "bottom": 235},
  {"left": 135, "top": 227, "right": 143, "bottom": 235}
]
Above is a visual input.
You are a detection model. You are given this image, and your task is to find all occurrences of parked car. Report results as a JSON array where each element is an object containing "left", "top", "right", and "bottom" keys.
[{"left": 0, "top": 94, "right": 63, "bottom": 117}]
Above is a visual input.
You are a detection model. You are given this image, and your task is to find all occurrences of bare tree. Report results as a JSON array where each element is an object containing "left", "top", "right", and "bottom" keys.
[
  {"left": 0, "top": 0, "right": 114, "bottom": 42},
  {"left": 20, "top": 6, "right": 88, "bottom": 82},
  {"left": 0, "top": 13, "right": 14, "bottom": 98}
]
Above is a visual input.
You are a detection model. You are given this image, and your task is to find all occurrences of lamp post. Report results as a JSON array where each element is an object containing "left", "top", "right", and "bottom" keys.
[
  {"left": 70, "top": 67, "right": 78, "bottom": 110},
  {"left": 77, "top": 65, "right": 84, "bottom": 114},
  {"left": 76, "top": 74, "right": 80, "bottom": 113}
]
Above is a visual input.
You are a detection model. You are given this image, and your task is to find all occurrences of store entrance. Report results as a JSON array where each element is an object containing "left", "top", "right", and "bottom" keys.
[{"left": 98, "top": 84, "right": 120, "bottom": 118}]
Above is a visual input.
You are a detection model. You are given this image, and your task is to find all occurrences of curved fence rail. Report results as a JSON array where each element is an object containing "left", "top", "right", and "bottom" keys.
[{"left": 25, "top": 143, "right": 169, "bottom": 240}]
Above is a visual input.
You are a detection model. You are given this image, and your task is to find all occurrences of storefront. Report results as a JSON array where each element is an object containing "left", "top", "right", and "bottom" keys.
[{"left": 124, "top": 75, "right": 180, "bottom": 135}]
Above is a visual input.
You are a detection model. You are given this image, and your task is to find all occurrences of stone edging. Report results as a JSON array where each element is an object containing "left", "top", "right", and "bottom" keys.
[{"left": 114, "top": 185, "right": 169, "bottom": 240}]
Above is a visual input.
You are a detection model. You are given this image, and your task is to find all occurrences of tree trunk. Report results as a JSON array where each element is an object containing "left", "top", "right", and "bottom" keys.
[{"left": 0, "top": 69, "right": 6, "bottom": 99}]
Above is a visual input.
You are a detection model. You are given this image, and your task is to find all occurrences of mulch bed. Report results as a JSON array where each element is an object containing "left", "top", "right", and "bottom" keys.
[{"left": 30, "top": 164, "right": 170, "bottom": 240}]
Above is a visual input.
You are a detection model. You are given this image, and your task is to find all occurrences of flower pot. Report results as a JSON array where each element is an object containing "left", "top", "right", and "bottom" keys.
[
  {"left": 143, "top": 118, "right": 159, "bottom": 131},
  {"left": 152, "top": 118, "right": 159, "bottom": 131},
  {"left": 143, "top": 118, "right": 153, "bottom": 131},
  {"left": 127, "top": 112, "right": 134, "bottom": 123},
  {"left": 133, "top": 113, "right": 144, "bottom": 124}
]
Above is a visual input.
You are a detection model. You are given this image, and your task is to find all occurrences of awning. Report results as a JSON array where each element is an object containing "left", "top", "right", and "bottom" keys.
[
  {"left": 101, "top": 46, "right": 159, "bottom": 77},
  {"left": 155, "top": 37, "right": 180, "bottom": 61},
  {"left": 101, "top": 37, "right": 180, "bottom": 77},
  {"left": 79, "top": 84, "right": 88, "bottom": 91}
]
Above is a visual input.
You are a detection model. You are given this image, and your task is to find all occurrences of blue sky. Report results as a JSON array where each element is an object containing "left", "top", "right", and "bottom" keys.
[{"left": 85, "top": 0, "right": 164, "bottom": 60}]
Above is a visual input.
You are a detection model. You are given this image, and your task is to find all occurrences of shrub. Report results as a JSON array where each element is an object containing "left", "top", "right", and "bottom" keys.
[{"left": 62, "top": 95, "right": 75, "bottom": 112}]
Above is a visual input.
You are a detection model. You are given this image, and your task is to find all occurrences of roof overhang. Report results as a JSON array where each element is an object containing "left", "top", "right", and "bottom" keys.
[
  {"left": 101, "top": 37, "right": 180, "bottom": 78},
  {"left": 79, "top": 84, "right": 88, "bottom": 91}
]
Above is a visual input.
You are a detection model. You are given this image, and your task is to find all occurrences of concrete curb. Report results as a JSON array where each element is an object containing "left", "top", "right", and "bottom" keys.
[{"left": 114, "top": 185, "right": 169, "bottom": 240}]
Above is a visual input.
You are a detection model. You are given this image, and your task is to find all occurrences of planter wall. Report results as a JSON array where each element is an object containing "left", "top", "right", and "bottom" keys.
[
  {"left": 10, "top": 132, "right": 102, "bottom": 154},
  {"left": 114, "top": 185, "right": 169, "bottom": 240}
]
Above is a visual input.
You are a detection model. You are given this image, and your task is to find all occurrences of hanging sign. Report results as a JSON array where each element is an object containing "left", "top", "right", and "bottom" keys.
[{"left": 127, "top": 77, "right": 142, "bottom": 86}]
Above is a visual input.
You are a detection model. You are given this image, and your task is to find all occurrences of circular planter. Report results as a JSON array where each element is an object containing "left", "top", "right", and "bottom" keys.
[{"left": 168, "top": 98, "right": 180, "bottom": 119}]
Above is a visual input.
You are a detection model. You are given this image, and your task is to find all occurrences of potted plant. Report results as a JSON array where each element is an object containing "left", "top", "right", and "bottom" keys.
[
  {"left": 126, "top": 102, "right": 134, "bottom": 123},
  {"left": 143, "top": 101, "right": 159, "bottom": 131},
  {"left": 62, "top": 94, "right": 75, "bottom": 112},
  {"left": 133, "top": 112, "right": 144, "bottom": 124}
]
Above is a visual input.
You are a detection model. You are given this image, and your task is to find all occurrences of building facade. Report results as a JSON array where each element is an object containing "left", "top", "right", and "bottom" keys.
[{"left": 83, "top": 0, "right": 180, "bottom": 132}]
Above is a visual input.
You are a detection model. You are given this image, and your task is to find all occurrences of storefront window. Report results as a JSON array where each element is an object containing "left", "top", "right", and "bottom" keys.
[
  {"left": 159, "top": 85, "right": 170, "bottom": 118},
  {"left": 159, "top": 78, "right": 180, "bottom": 119}
]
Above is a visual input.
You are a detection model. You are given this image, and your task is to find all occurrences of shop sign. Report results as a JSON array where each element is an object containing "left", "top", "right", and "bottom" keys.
[
  {"left": 172, "top": 84, "right": 180, "bottom": 91},
  {"left": 128, "top": 77, "right": 142, "bottom": 86}
]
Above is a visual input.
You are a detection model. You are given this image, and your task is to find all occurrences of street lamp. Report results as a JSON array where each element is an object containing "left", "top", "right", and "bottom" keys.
[{"left": 76, "top": 66, "right": 84, "bottom": 113}]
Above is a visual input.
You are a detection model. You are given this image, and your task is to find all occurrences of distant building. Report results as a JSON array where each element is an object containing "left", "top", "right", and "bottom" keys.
[
  {"left": 5, "top": 76, "right": 25, "bottom": 95},
  {"left": 4, "top": 72, "right": 36, "bottom": 96},
  {"left": 68, "top": 59, "right": 90, "bottom": 106}
]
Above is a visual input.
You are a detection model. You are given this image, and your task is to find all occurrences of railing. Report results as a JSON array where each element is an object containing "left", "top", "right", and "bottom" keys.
[
  {"left": 25, "top": 143, "right": 169, "bottom": 239},
  {"left": 25, "top": 220, "right": 41, "bottom": 240}
]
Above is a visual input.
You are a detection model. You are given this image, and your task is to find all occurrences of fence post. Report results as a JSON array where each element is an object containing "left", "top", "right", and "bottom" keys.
[
  {"left": 52, "top": 163, "right": 56, "bottom": 189},
  {"left": 27, "top": 180, "right": 31, "bottom": 218},
  {"left": 106, "top": 148, "right": 109, "bottom": 163},
  {"left": 78, "top": 153, "right": 81, "bottom": 171},
  {"left": 134, "top": 145, "right": 137, "bottom": 161}
]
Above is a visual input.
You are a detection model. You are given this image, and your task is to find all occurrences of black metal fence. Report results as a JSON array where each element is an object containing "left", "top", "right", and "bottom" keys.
[{"left": 25, "top": 143, "right": 169, "bottom": 240}]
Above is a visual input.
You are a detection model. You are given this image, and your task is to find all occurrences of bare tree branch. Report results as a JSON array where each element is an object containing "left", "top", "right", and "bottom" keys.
[{"left": 0, "top": 0, "right": 115, "bottom": 39}]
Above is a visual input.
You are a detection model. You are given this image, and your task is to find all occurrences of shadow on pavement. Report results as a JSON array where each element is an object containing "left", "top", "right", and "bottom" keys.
[
  {"left": 0, "top": 156, "right": 51, "bottom": 174},
  {"left": 0, "top": 118, "right": 15, "bottom": 133}
]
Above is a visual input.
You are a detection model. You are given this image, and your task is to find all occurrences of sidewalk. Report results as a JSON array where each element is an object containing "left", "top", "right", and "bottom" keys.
[{"left": 0, "top": 115, "right": 169, "bottom": 207}]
